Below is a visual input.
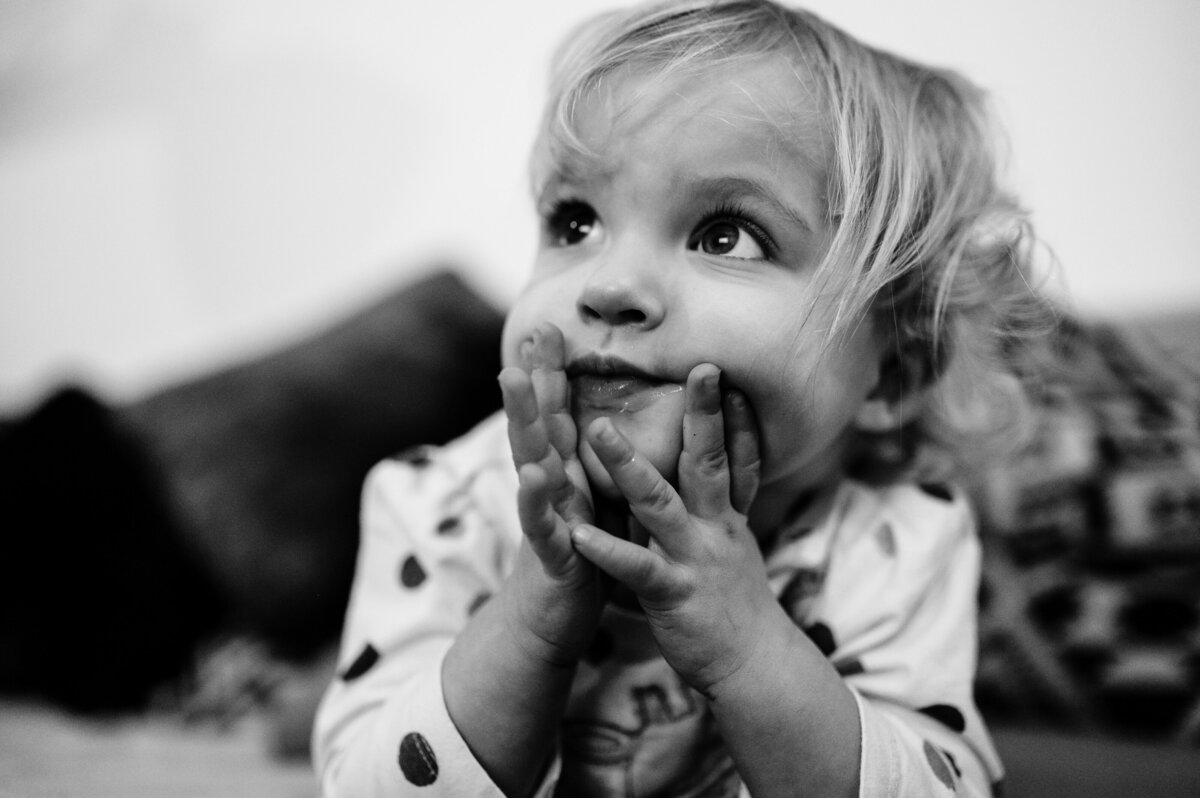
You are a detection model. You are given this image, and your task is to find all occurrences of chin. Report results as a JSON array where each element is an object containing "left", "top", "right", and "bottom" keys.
[{"left": 577, "top": 407, "right": 684, "bottom": 498}]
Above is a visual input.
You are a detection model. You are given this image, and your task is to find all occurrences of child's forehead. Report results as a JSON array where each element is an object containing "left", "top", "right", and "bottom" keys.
[{"left": 535, "top": 54, "right": 830, "bottom": 191}]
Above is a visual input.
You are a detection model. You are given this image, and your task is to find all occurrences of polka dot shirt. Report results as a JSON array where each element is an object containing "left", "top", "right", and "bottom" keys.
[{"left": 313, "top": 412, "right": 1005, "bottom": 796}]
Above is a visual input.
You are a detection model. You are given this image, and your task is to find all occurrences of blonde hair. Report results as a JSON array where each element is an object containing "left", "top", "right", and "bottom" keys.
[{"left": 535, "top": 0, "right": 1058, "bottom": 480}]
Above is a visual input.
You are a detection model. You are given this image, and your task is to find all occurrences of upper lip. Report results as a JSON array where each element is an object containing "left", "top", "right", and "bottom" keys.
[{"left": 565, "top": 353, "right": 669, "bottom": 383}]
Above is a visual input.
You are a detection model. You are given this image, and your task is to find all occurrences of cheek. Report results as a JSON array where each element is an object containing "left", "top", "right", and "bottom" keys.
[
  {"left": 729, "top": 346, "right": 879, "bottom": 482},
  {"left": 499, "top": 312, "right": 527, "bottom": 368},
  {"left": 500, "top": 280, "right": 566, "bottom": 367}
]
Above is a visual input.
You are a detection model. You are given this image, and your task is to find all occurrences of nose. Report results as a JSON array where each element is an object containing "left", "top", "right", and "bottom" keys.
[{"left": 576, "top": 248, "right": 666, "bottom": 329}]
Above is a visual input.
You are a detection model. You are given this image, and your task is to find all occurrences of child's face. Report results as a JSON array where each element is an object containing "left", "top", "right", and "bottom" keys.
[{"left": 502, "top": 56, "right": 885, "bottom": 509}]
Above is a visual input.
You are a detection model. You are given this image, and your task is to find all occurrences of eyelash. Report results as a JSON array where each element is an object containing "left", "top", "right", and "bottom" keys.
[
  {"left": 541, "top": 198, "right": 777, "bottom": 259},
  {"left": 691, "top": 202, "right": 776, "bottom": 260}
]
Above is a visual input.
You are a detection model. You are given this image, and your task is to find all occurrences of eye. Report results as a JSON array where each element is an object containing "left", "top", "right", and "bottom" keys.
[
  {"left": 690, "top": 218, "right": 768, "bottom": 260},
  {"left": 546, "top": 200, "right": 601, "bottom": 246}
]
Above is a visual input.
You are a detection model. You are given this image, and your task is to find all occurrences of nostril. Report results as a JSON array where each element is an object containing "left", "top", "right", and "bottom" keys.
[
  {"left": 577, "top": 302, "right": 649, "bottom": 326},
  {"left": 617, "top": 309, "right": 647, "bottom": 325}
]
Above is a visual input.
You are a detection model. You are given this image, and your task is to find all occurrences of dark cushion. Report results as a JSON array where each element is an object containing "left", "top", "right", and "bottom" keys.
[
  {"left": 0, "top": 270, "right": 504, "bottom": 713},
  {"left": 122, "top": 270, "right": 505, "bottom": 657}
]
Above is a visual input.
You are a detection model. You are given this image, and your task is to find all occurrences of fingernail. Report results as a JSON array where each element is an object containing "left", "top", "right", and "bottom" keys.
[
  {"left": 703, "top": 367, "right": 721, "bottom": 393},
  {"left": 592, "top": 418, "right": 620, "bottom": 445}
]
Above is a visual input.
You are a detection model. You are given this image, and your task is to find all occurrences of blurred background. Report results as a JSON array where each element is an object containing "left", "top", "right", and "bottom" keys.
[
  {"left": 2, "top": 1, "right": 1199, "bottom": 796},
  {"left": 2, "top": 0, "right": 1199, "bottom": 414}
]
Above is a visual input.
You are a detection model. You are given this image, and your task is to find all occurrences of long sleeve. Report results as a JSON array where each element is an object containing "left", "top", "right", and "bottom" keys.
[
  {"left": 312, "top": 413, "right": 550, "bottom": 797},
  {"left": 766, "top": 481, "right": 1005, "bottom": 797},
  {"left": 314, "top": 413, "right": 1003, "bottom": 796}
]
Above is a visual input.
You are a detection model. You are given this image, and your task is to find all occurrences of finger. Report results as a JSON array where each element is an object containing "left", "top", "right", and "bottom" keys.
[
  {"left": 571, "top": 524, "right": 679, "bottom": 601},
  {"left": 529, "top": 324, "right": 576, "bottom": 459},
  {"left": 723, "top": 388, "right": 761, "bottom": 515},
  {"left": 502, "top": 366, "right": 572, "bottom": 495},
  {"left": 516, "top": 463, "right": 573, "bottom": 573},
  {"left": 500, "top": 367, "right": 553, "bottom": 467},
  {"left": 678, "top": 364, "right": 730, "bottom": 517},
  {"left": 585, "top": 417, "right": 691, "bottom": 549}
]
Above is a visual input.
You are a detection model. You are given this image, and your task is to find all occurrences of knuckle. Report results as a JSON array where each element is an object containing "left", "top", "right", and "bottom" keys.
[
  {"left": 631, "top": 556, "right": 657, "bottom": 586},
  {"left": 734, "top": 455, "right": 762, "bottom": 479},
  {"left": 650, "top": 566, "right": 691, "bottom": 605},
  {"left": 697, "top": 442, "right": 728, "bottom": 473},
  {"left": 546, "top": 415, "right": 577, "bottom": 453},
  {"left": 640, "top": 480, "right": 677, "bottom": 514},
  {"left": 721, "top": 518, "right": 742, "bottom": 540}
]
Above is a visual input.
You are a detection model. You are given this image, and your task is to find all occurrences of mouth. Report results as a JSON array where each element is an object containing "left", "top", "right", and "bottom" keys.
[{"left": 567, "top": 354, "right": 684, "bottom": 414}]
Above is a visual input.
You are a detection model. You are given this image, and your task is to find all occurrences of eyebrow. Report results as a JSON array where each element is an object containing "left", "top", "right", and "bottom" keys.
[
  {"left": 534, "top": 158, "right": 609, "bottom": 208},
  {"left": 688, "top": 175, "right": 816, "bottom": 235}
]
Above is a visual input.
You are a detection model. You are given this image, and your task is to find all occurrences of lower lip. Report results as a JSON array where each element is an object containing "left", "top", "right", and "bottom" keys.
[{"left": 571, "top": 375, "right": 683, "bottom": 414}]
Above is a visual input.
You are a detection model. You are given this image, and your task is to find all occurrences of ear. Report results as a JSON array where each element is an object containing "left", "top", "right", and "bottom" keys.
[{"left": 854, "top": 348, "right": 928, "bottom": 433}]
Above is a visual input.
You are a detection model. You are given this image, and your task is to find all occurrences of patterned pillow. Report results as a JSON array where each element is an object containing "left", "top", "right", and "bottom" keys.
[{"left": 972, "top": 316, "right": 1200, "bottom": 743}]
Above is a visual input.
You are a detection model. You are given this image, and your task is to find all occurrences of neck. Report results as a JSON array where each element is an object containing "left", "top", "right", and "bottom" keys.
[
  {"left": 748, "top": 483, "right": 813, "bottom": 538},
  {"left": 748, "top": 464, "right": 844, "bottom": 541}
]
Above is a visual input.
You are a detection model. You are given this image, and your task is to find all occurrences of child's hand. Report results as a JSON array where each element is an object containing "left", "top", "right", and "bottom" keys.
[
  {"left": 569, "top": 363, "right": 770, "bottom": 695},
  {"left": 498, "top": 323, "right": 607, "bottom": 665}
]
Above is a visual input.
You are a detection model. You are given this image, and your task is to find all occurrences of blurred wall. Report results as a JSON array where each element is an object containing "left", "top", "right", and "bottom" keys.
[{"left": 2, "top": 0, "right": 1198, "bottom": 412}]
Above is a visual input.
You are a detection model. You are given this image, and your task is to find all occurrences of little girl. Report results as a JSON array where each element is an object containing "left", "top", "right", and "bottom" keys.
[{"left": 314, "top": 1, "right": 1052, "bottom": 795}]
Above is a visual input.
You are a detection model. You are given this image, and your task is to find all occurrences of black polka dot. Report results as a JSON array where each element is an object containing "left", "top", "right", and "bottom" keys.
[
  {"left": 875, "top": 523, "right": 897, "bottom": 556},
  {"left": 922, "top": 739, "right": 955, "bottom": 790},
  {"left": 919, "top": 703, "right": 967, "bottom": 733},
  {"left": 340, "top": 643, "right": 380, "bottom": 681},
  {"left": 585, "top": 628, "right": 614, "bottom": 664},
  {"left": 803, "top": 622, "right": 837, "bottom": 657},
  {"left": 398, "top": 732, "right": 438, "bottom": 786},
  {"left": 919, "top": 483, "right": 953, "bottom": 502},
  {"left": 400, "top": 555, "right": 427, "bottom": 588},
  {"left": 835, "top": 658, "right": 865, "bottom": 677},
  {"left": 435, "top": 516, "right": 461, "bottom": 535},
  {"left": 467, "top": 591, "right": 491, "bottom": 616}
]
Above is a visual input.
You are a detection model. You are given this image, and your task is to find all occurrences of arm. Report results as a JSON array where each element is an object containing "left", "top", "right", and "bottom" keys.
[
  {"left": 442, "top": 323, "right": 611, "bottom": 796},
  {"left": 312, "top": 437, "right": 517, "bottom": 798},
  {"left": 799, "top": 481, "right": 1004, "bottom": 796},
  {"left": 314, "top": 325, "right": 608, "bottom": 798}
]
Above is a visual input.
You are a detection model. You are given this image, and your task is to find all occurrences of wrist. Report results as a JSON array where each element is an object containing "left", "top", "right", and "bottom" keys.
[
  {"left": 502, "top": 559, "right": 606, "bottom": 668},
  {"left": 703, "top": 606, "right": 862, "bottom": 798},
  {"left": 694, "top": 599, "right": 794, "bottom": 701}
]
